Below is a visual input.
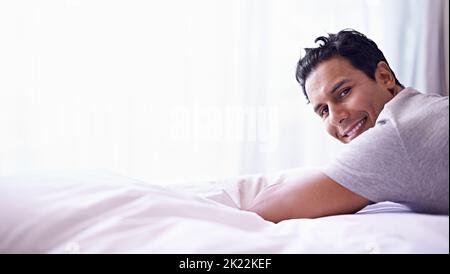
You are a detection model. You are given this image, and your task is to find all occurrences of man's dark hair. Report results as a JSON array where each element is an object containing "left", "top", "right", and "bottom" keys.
[{"left": 295, "top": 29, "right": 404, "bottom": 102}]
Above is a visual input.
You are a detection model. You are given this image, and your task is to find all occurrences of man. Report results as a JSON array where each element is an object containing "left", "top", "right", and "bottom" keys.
[{"left": 247, "top": 29, "right": 449, "bottom": 223}]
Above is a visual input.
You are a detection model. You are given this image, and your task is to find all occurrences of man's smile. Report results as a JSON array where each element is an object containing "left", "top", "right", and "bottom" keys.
[{"left": 341, "top": 116, "right": 368, "bottom": 141}]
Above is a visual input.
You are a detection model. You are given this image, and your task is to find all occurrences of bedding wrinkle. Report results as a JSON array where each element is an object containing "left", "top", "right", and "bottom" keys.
[{"left": 0, "top": 170, "right": 448, "bottom": 253}]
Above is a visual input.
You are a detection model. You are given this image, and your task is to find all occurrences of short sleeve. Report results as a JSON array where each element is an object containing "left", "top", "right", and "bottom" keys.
[{"left": 321, "top": 119, "right": 416, "bottom": 203}]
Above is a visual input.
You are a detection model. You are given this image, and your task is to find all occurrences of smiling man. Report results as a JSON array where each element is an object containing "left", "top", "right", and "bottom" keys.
[{"left": 247, "top": 29, "right": 449, "bottom": 223}]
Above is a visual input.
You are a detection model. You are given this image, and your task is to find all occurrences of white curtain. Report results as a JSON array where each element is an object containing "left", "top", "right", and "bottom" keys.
[
  {"left": 0, "top": 0, "right": 448, "bottom": 184},
  {"left": 362, "top": 0, "right": 448, "bottom": 96}
]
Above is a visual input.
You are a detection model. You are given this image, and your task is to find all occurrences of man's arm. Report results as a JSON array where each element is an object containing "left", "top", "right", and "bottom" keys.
[{"left": 245, "top": 169, "right": 370, "bottom": 223}]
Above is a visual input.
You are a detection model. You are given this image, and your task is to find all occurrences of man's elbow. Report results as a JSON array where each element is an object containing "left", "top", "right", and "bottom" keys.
[
  {"left": 246, "top": 205, "right": 282, "bottom": 223},
  {"left": 246, "top": 202, "right": 302, "bottom": 223},
  {"left": 247, "top": 204, "right": 362, "bottom": 223}
]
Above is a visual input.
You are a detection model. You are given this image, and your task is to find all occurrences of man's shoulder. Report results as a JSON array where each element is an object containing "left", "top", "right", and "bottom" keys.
[
  {"left": 386, "top": 87, "right": 448, "bottom": 112},
  {"left": 380, "top": 87, "right": 448, "bottom": 128},
  {"left": 377, "top": 86, "right": 449, "bottom": 160}
]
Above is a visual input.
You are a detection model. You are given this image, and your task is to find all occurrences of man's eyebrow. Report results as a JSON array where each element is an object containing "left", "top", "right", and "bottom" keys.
[
  {"left": 313, "top": 79, "right": 350, "bottom": 114},
  {"left": 330, "top": 79, "right": 350, "bottom": 95}
]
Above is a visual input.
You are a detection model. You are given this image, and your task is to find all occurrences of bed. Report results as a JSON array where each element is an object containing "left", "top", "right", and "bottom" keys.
[{"left": 0, "top": 169, "right": 448, "bottom": 253}]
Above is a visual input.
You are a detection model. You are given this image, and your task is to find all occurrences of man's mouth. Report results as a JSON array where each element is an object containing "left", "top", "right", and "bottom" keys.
[{"left": 342, "top": 117, "right": 367, "bottom": 141}]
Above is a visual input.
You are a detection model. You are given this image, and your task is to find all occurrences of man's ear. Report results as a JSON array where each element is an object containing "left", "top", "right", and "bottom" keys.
[{"left": 375, "top": 61, "right": 396, "bottom": 90}]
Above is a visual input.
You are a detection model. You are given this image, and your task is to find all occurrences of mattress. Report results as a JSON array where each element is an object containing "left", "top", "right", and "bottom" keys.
[{"left": 0, "top": 169, "right": 448, "bottom": 253}]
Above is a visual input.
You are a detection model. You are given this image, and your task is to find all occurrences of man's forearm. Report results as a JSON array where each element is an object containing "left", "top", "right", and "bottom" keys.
[{"left": 246, "top": 169, "right": 370, "bottom": 223}]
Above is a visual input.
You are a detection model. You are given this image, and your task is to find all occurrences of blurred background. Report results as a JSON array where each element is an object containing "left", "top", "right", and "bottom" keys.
[{"left": 0, "top": 0, "right": 448, "bottom": 183}]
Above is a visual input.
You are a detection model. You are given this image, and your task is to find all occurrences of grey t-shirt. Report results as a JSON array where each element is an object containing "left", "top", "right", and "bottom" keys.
[{"left": 322, "top": 87, "right": 449, "bottom": 214}]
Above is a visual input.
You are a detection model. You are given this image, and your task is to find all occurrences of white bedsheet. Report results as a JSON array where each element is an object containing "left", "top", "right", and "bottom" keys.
[{"left": 0, "top": 170, "right": 448, "bottom": 253}]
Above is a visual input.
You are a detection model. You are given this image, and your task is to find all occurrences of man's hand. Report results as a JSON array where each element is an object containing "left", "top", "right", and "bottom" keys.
[{"left": 246, "top": 169, "right": 370, "bottom": 223}]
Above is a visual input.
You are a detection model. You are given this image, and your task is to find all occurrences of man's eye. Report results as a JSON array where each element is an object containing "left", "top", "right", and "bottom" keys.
[
  {"left": 320, "top": 106, "right": 329, "bottom": 117},
  {"left": 339, "top": 87, "right": 351, "bottom": 97}
]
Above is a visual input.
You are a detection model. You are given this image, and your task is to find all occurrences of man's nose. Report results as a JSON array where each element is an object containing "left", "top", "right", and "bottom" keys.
[{"left": 329, "top": 106, "right": 348, "bottom": 126}]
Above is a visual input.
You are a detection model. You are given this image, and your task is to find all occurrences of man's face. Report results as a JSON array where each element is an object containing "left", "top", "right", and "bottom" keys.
[{"left": 305, "top": 56, "right": 394, "bottom": 144}]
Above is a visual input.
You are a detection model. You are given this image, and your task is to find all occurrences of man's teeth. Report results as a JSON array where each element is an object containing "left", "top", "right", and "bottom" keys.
[{"left": 347, "top": 118, "right": 365, "bottom": 137}]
